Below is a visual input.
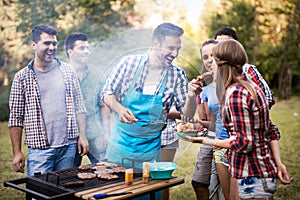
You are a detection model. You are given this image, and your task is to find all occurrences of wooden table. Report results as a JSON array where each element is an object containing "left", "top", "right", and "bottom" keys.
[{"left": 75, "top": 177, "right": 184, "bottom": 199}]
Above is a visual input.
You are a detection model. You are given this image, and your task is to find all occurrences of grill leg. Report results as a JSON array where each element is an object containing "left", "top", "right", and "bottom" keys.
[
  {"left": 150, "top": 192, "right": 156, "bottom": 199},
  {"left": 26, "top": 193, "right": 33, "bottom": 200}
]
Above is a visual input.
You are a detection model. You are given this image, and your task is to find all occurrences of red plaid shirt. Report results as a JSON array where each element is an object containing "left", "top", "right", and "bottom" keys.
[
  {"left": 243, "top": 64, "right": 275, "bottom": 108},
  {"left": 221, "top": 78, "right": 277, "bottom": 179}
]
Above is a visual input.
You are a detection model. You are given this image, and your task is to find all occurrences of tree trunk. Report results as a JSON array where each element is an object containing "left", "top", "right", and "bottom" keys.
[
  {"left": 278, "top": 0, "right": 300, "bottom": 100},
  {"left": 278, "top": 48, "right": 292, "bottom": 100}
]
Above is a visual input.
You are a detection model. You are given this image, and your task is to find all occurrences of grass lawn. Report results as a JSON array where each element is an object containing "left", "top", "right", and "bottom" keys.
[{"left": 1, "top": 96, "right": 299, "bottom": 199}]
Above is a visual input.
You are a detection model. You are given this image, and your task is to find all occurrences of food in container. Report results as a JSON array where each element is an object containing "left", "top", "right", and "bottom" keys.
[
  {"left": 174, "top": 120, "right": 208, "bottom": 138},
  {"left": 149, "top": 162, "right": 178, "bottom": 179}
]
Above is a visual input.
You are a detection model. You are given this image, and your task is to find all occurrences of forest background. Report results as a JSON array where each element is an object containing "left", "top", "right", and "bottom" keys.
[
  {"left": 0, "top": 0, "right": 299, "bottom": 199},
  {"left": 1, "top": 0, "right": 300, "bottom": 119}
]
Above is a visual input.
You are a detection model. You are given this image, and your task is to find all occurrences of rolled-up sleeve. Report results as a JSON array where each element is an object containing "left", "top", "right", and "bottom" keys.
[
  {"left": 8, "top": 74, "right": 24, "bottom": 128},
  {"left": 101, "top": 59, "right": 123, "bottom": 99},
  {"left": 101, "top": 55, "right": 140, "bottom": 103},
  {"left": 268, "top": 119, "right": 281, "bottom": 141}
]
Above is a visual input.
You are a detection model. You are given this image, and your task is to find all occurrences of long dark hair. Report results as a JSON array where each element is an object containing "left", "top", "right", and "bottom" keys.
[{"left": 212, "top": 40, "right": 259, "bottom": 104}]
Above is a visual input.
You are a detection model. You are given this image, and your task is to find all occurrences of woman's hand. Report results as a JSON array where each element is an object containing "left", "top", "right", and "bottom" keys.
[
  {"left": 188, "top": 79, "right": 203, "bottom": 97},
  {"left": 277, "top": 163, "right": 294, "bottom": 184},
  {"left": 187, "top": 136, "right": 221, "bottom": 148},
  {"left": 186, "top": 136, "right": 205, "bottom": 143}
]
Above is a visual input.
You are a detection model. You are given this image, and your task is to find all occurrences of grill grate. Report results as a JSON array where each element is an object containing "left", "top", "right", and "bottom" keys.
[{"left": 30, "top": 166, "right": 142, "bottom": 192}]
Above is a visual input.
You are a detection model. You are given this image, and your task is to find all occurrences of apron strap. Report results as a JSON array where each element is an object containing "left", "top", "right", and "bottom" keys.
[
  {"left": 155, "top": 68, "right": 168, "bottom": 95},
  {"left": 128, "top": 54, "right": 168, "bottom": 96},
  {"left": 128, "top": 55, "right": 148, "bottom": 91}
]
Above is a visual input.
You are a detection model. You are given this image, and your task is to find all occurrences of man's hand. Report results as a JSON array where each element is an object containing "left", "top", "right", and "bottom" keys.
[
  {"left": 277, "top": 163, "right": 294, "bottom": 184},
  {"left": 12, "top": 151, "right": 25, "bottom": 173},
  {"left": 118, "top": 107, "right": 137, "bottom": 123},
  {"left": 9, "top": 127, "right": 24, "bottom": 173},
  {"left": 77, "top": 137, "right": 89, "bottom": 156}
]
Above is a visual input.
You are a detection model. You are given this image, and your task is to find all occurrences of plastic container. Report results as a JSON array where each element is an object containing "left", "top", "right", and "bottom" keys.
[{"left": 149, "top": 162, "right": 178, "bottom": 179}]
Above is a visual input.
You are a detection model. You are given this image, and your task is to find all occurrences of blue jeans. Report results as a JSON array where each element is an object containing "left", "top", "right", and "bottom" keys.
[{"left": 27, "top": 143, "right": 77, "bottom": 176}]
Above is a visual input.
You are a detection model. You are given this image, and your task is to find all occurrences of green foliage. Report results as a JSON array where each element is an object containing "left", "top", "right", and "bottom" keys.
[
  {"left": 1, "top": 0, "right": 299, "bottom": 99},
  {"left": 0, "top": 101, "right": 9, "bottom": 122},
  {"left": 4, "top": 0, "right": 137, "bottom": 42},
  {"left": 175, "top": 36, "right": 202, "bottom": 79},
  {"left": 206, "top": 0, "right": 300, "bottom": 97},
  {"left": 275, "top": 0, "right": 300, "bottom": 99},
  {"left": 15, "top": 0, "right": 135, "bottom": 55},
  {"left": 0, "top": 0, "right": 136, "bottom": 92},
  {"left": 256, "top": 41, "right": 280, "bottom": 85},
  {"left": 207, "top": 0, "right": 257, "bottom": 62},
  {"left": 16, "top": 0, "right": 63, "bottom": 40}
]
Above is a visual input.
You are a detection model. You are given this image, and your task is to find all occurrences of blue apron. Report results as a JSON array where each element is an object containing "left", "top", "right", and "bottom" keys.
[{"left": 105, "top": 56, "right": 167, "bottom": 169}]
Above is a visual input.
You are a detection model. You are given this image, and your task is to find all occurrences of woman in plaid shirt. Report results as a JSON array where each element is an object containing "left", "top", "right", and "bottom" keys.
[{"left": 190, "top": 40, "right": 293, "bottom": 199}]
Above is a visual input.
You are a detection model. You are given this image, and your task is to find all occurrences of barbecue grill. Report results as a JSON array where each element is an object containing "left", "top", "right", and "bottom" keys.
[{"left": 4, "top": 160, "right": 142, "bottom": 200}]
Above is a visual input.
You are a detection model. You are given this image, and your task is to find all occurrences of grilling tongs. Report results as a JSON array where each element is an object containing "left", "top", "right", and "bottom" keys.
[{"left": 93, "top": 191, "right": 132, "bottom": 199}]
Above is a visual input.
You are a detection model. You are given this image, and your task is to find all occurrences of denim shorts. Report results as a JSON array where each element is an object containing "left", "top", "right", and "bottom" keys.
[
  {"left": 237, "top": 177, "right": 276, "bottom": 199},
  {"left": 27, "top": 143, "right": 77, "bottom": 176},
  {"left": 213, "top": 148, "right": 223, "bottom": 164},
  {"left": 214, "top": 148, "right": 229, "bottom": 166}
]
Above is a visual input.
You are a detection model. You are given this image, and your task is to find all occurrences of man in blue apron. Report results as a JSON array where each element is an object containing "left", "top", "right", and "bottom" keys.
[{"left": 102, "top": 23, "right": 201, "bottom": 169}]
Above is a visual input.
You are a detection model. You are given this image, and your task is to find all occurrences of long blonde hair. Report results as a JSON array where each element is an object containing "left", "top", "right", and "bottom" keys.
[{"left": 212, "top": 40, "right": 259, "bottom": 104}]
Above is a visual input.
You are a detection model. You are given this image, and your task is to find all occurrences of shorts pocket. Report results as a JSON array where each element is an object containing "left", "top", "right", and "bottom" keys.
[{"left": 262, "top": 178, "right": 276, "bottom": 194}]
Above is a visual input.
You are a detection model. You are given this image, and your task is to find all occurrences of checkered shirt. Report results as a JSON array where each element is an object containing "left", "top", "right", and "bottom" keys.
[
  {"left": 101, "top": 54, "right": 189, "bottom": 116},
  {"left": 8, "top": 59, "right": 86, "bottom": 149}
]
